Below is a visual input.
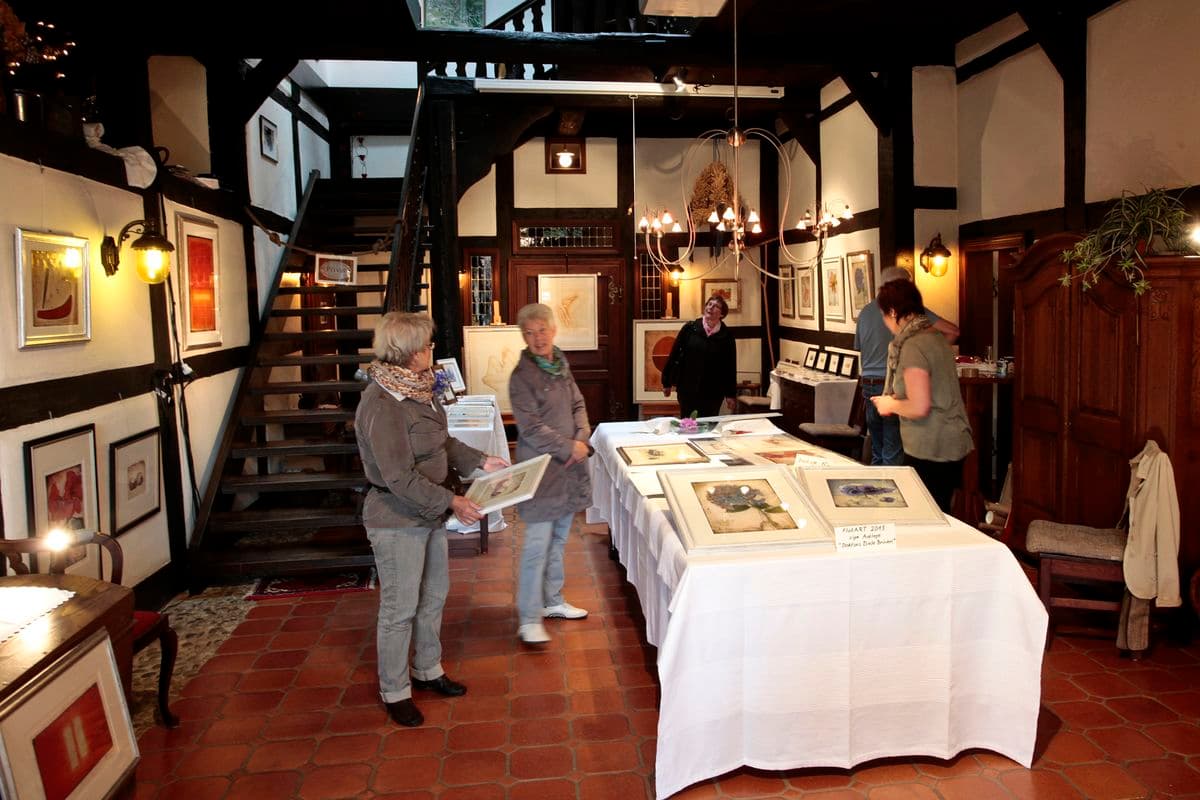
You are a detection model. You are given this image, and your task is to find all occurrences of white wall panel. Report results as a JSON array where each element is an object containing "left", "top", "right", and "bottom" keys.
[
  {"left": 514, "top": 138, "right": 618, "bottom": 208},
  {"left": 459, "top": 165, "right": 498, "bottom": 236},
  {"left": 246, "top": 97, "right": 297, "bottom": 220},
  {"left": 149, "top": 56, "right": 211, "bottom": 175},
  {"left": 821, "top": 104, "right": 878, "bottom": 215},
  {"left": 913, "top": 66, "right": 958, "bottom": 188}
]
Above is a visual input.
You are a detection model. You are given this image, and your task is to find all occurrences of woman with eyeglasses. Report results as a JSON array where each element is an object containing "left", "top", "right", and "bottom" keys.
[{"left": 355, "top": 312, "right": 508, "bottom": 727}]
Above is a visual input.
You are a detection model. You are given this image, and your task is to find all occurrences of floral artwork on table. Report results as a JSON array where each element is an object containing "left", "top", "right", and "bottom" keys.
[
  {"left": 799, "top": 466, "right": 948, "bottom": 526},
  {"left": 827, "top": 478, "right": 908, "bottom": 508},
  {"left": 617, "top": 441, "right": 709, "bottom": 467},
  {"left": 693, "top": 480, "right": 796, "bottom": 534}
]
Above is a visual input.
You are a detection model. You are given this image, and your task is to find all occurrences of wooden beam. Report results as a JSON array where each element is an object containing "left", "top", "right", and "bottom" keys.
[
  {"left": 836, "top": 69, "right": 892, "bottom": 136},
  {"left": 238, "top": 57, "right": 299, "bottom": 125}
]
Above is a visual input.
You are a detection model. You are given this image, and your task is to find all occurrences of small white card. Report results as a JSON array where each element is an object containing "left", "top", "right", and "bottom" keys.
[{"left": 834, "top": 523, "right": 896, "bottom": 552}]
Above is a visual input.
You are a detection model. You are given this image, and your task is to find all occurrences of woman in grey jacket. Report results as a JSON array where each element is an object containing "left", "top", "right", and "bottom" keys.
[
  {"left": 356, "top": 312, "right": 507, "bottom": 727},
  {"left": 509, "top": 303, "right": 594, "bottom": 645}
]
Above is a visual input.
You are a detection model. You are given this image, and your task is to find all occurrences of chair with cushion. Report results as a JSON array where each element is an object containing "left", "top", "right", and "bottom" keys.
[
  {"left": 796, "top": 380, "right": 867, "bottom": 462},
  {"left": 0, "top": 532, "right": 180, "bottom": 726}
]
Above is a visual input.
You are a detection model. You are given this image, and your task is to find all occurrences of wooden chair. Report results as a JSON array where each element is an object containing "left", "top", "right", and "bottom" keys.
[
  {"left": 796, "top": 380, "right": 867, "bottom": 462},
  {"left": 0, "top": 532, "right": 180, "bottom": 726}
]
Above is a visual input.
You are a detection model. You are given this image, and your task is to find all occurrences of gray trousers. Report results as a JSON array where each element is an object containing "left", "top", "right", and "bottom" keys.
[{"left": 367, "top": 525, "right": 448, "bottom": 702}]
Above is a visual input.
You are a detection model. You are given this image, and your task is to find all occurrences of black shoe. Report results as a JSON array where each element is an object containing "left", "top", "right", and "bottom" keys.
[
  {"left": 411, "top": 674, "right": 467, "bottom": 697},
  {"left": 386, "top": 698, "right": 423, "bottom": 727}
]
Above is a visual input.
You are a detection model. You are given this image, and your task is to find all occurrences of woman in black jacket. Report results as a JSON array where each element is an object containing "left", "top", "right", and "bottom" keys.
[{"left": 661, "top": 294, "right": 738, "bottom": 418}]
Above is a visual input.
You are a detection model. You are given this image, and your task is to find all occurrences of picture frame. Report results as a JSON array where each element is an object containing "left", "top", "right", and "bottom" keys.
[
  {"left": 259, "top": 115, "right": 279, "bottom": 162},
  {"left": 24, "top": 424, "right": 99, "bottom": 541},
  {"left": 15, "top": 229, "right": 91, "bottom": 349},
  {"left": 0, "top": 630, "right": 139, "bottom": 800},
  {"left": 803, "top": 348, "right": 818, "bottom": 369},
  {"left": 633, "top": 319, "right": 683, "bottom": 404},
  {"left": 797, "top": 466, "right": 949, "bottom": 527},
  {"left": 109, "top": 427, "right": 161, "bottom": 536},
  {"left": 659, "top": 465, "right": 832, "bottom": 553},
  {"left": 795, "top": 266, "right": 816, "bottom": 320},
  {"left": 462, "top": 325, "right": 526, "bottom": 414},
  {"left": 617, "top": 440, "right": 709, "bottom": 468},
  {"left": 815, "top": 351, "right": 829, "bottom": 371},
  {"left": 436, "top": 357, "right": 466, "bottom": 393},
  {"left": 536, "top": 273, "right": 598, "bottom": 350},
  {"left": 701, "top": 279, "right": 741, "bottom": 312},
  {"left": 464, "top": 454, "right": 551, "bottom": 514},
  {"left": 778, "top": 265, "right": 795, "bottom": 319},
  {"left": 839, "top": 354, "right": 858, "bottom": 378},
  {"left": 176, "top": 214, "right": 221, "bottom": 350},
  {"left": 826, "top": 353, "right": 843, "bottom": 374},
  {"left": 313, "top": 253, "right": 358, "bottom": 287},
  {"left": 432, "top": 364, "right": 458, "bottom": 405},
  {"left": 846, "top": 250, "right": 875, "bottom": 320},
  {"left": 821, "top": 256, "right": 846, "bottom": 323}
]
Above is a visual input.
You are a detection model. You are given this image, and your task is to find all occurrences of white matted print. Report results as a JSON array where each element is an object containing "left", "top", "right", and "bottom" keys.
[
  {"left": 701, "top": 278, "right": 741, "bottom": 312},
  {"left": 15, "top": 229, "right": 91, "bottom": 348},
  {"left": 821, "top": 256, "right": 845, "bottom": 324},
  {"left": 796, "top": 266, "right": 816, "bottom": 320},
  {"left": 846, "top": 250, "right": 875, "bottom": 320},
  {"left": 660, "top": 465, "right": 832, "bottom": 553},
  {"left": 798, "top": 466, "right": 948, "bottom": 526},
  {"left": 109, "top": 427, "right": 161, "bottom": 536},
  {"left": 24, "top": 424, "right": 99, "bottom": 540},
  {"left": 633, "top": 319, "right": 683, "bottom": 403},
  {"left": 537, "top": 273, "right": 598, "bottom": 350},
  {"left": 436, "top": 357, "right": 466, "bottom": 393},
  {"left": 176, "top": 214, "right": 221, "bottom": 350},
  {"left": 464, "top": 454, "right": 551, "bottom": 514},
  {"left": 462, "top": 325, "right": 526, "bottom": 414},
  {"left": 779, "top": 265, "right": 795, "bottom": 319},
  {"left": 314, "top": 253, "right": 358, "bottom": 286}
]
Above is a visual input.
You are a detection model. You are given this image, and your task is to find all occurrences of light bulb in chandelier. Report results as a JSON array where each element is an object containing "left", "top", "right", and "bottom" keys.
[
  {"left": 750, "top": 221, "right": 762, "bottom": 234},
  {"left": 747, "top": 210, "right": 760, "bottom": 225},
  {"left": 716, "top": 221, "right": 727, "bottom": 232},
  {"left": 671, "top": 222, "right": 683, "bottom": 233},
  {"left": 707, "top": 210, "right": 720, "bottom": 224},
  {"left": 651, "top": 216, "right": 664, "bottom": 233},
  {"left": 722, "top": 206, "right": 735, "bottom": 222},
  {"left": 661, "top": 210, "right": 674, "bottom": 226},
  {"left": 796, "top": 210, "right": 813, "bottom": 231},
  {"left": 638, "top": 214, "right": 650, "bottom": 233},
  {"left": 841, "top": 204, "right": 853, "bottom": 221}
]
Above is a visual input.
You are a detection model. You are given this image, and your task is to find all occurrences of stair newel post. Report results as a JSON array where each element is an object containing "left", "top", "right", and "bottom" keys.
[{"left": 430, "top": 96, "right": 465, "bottom": 359}]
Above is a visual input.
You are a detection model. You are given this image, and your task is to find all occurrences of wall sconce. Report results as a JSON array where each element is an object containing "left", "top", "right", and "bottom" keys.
[
  {"left": 545, "top": 137, "right": 586, "bottom": 174},
  {"left": 920, "top": 232, "right": 951, "bottom": 277},
  {"left": 100, "top": 219, "right": 175, "bottom": 284},
  {"left": 668, "top": 264, "right": 685, "bottom": 286}
]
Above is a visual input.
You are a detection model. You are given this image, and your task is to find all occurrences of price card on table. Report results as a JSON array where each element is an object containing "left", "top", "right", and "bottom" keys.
[{"left": 834, "top": 523, "right": 896, "bottom": 552}]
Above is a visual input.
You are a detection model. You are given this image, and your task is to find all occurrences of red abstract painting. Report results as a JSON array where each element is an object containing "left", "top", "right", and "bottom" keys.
[
  {"left": 33, "top": 684, "right": 113, "bottom": 800},
  {"left": 186, "top": 234, "right": 216, "bottom": 332}
]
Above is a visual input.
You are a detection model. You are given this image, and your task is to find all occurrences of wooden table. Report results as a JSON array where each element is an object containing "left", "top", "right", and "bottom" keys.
[{"left": 956, "top": 372, "right": 1014, "bottom": 526}]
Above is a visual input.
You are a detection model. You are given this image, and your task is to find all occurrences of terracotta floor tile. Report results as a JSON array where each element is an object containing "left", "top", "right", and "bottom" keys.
[
  {"left": 578, "top": 772, "right": 653, "bottom": 800},
  {"left": 439, "top": 784, "right": 508, "bottom": 800},
  {"left": 999, "top": 769, "right": 1087, "bottom": 799},
  {"left": 440, "top": 750, "right": 508, "bottom": 785},
  {"left": 510, "top": 717, "right": 571, "bottom": 746},
  {"left": 1044, "top": 676, "right": 1090, "bottom": 703},
  {"left": 510, "top": 745, "right": 575, "bottom": 779},
  {"left": 1072, "top": 672, "right": 1142, "bottom": 699},
  {"left": 246, "top": 737, "right": 318, "bottom": 772},
  {"left": 1062, "top": 762, "right": 1149, "bottom": 799},
  {"left": 1040, "top": 731, "right": 1107, "bottom": 765},
  {"left": 1087, "top": 727, "right": 1166, "bottom": 760},
  {"left": 172, "top": 743, "right": 252, "bottom": 778},
  {"left": 225, "top": 771, "right": 304, "bottom": 800},
  {"left": 1146, "top": 723, "right": 1200, "bottom": 755},
  {"left": 280, "top": 615, "right": 326, "bottom": 632},
  {"left": 380, "top": 726, "right": 449, "bottom": 757},
  {"left": 1107, "top": 697, "right": 1180, "bottom": 725},
  {"left": 1158, "top": 692, "right": 1200, "bottom": 718},
  {"left": 911, "top": 755, "right": 982, "bottom": 779},
  {"left": 1126, "top": 758, "right": 1200, "bottom": 795},
  {"left": 509, "top": 778, "right": 580, "bottom": 800},
  {"left": 153, "top": 776, "right": 231, "bottom": 800},
  {"left": 446, "top": 721, "right": 508, "bottom": 751},
  {"left": 510, "top": 692, "right": 568, "bottom": 719},
  {"left": 237, "top": 668, "right": 299, "bottom": 692},
  {"left": 259, "top": 711, "right": 330, "bottom": 740},
  {"left": 571, "top": 712, "right": 631, "bottom": 741},
  {"left": 1052, "top": 700, "right": 1126, "bottom": 729},
  {"left": 866, "top": 785, "right": 940, "bottom": 800},
  {"left": 299, "top": 763, "right": 373, "bottom": 799},
  {"left": 513, "top": 668, "right": 567, "bottom": 694},
  {"left": 937, "top": 775, "right": 1019, "bottom": 800},
  {"left": 575, "top": 740, "right": 641, "bottom": 772},
  {"left": 339, "top": 681, "right": 381, "bottom": 707},
  {"left": 312, "top": 732, "right": 383, "bottom": 765},
  {"left": 718, "top": 768, "right": 791, "bottom": 797},
  {"left": 372, "top": 757, "right": 441, "bottom": 793}
]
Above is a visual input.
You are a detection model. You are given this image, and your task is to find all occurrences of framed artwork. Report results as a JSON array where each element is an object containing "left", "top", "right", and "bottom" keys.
[
  {"left": 815, "top": 351, "right": 829, "bottom": 371},
  {"left": 798, "top": 466, "right": 949, "bottom": 526},
  {"left": 821, "top": 256, "right": 845, "bottom": 323},
  {"left": 109, "top": 428, "right": 161, "bottom": 536},
  {"left": 826, "top": 353, "right": 842, "bottom": 374},
  {"left": 795, "top": 266, "right": 816, "bottom": 320},
  {"left": 0, "top": 630, "right": 139, "bottom": 800},
  {"left": 15, "top": 229, "right": 91, "bottom": 349},
  {"left": 436, "top": 357, "right": 466, "bottom": 393},
  {"left": 846, "top": 250, "right": 875, "bottom": 320},
  {"left": 176, "top": 214, "right": 221, "bottom": 350},
  {"left": 259, "top": 115, "right": 279, "bottom": 162},
  {"left": 701, "top": 279, "right": 741, "bottom": 312},
  {"left": 464, "top": 454, "right": 551, "bottom": 514},
  {"left": 432, "top": 364, "right": 458, "bottom": 405},
  {"left": 660, "top": 465, "right": 832, "bottom": 553},
  {"left": 803, "top": 348, "right": 818, "bottom": 369},
  {"left": 633, "top": 319, "right": 683, "bottom": 403},
  {"left": 314, "top": 253, "right": 357, "bottom": 286},
  {"left": 779, "top": 265, "right": 795, "bottom": 319},
  {"left": 840, "top": 354, "right": 858, "bottom": 378},
  {"left": 24, "top": 424, "right": 99, "bottom": 540},
  {"left": 537, "top": 273, "right": 598, "bottom": 350},
  {"left": 617, "top": 441, "right": 709, "bottom": 467},
  {"left": 462, "top": 325, "right": 526, "bottom": 414}
]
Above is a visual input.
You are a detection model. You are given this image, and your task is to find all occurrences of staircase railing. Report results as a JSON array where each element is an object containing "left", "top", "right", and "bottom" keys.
[
  {"left": 385, "top": 86, "right": 429, "bottom": 312},
  {"left": 188, "top": 170, "right": 321, "bottom": 561},
  {"left": 428, "top": 0, "right": 551, "bottom": 79}
]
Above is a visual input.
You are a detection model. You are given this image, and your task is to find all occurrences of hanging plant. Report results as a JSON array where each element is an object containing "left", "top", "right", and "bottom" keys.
[{"left": 1060, "top": 188, "right": 1193, "bottom": 295}]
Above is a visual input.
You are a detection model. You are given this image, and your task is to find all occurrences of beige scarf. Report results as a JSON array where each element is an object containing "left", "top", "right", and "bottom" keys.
[
  {"left": 883, "top": 314, "right": 933, "bottom": 395},
  {"left": 367, "top": 360, "right": 434, "bottom": 404}
]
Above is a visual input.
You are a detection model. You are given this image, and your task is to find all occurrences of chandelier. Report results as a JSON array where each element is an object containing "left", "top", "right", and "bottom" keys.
[{"left": 633, "top": 0, "right": 850, "bottom": 282}]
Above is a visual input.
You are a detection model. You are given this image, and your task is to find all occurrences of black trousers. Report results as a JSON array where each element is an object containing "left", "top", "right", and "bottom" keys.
[
  {"left": 676, "top": 390, "right": 723, "bottom": 419},
  {"left": 904, "top": 453, "right": 965, "bottom": 513}
]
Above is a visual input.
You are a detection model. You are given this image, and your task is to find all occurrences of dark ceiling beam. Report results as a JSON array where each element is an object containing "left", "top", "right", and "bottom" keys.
[
  {"left": 238, "top": 57, "right": 299, "bottom": 125},
  {"left": 836, "top": 69, "right": 892, "bottom": 136}
]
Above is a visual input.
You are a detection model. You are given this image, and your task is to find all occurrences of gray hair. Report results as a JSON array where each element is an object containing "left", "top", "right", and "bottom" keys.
[
  {"left": 880, "top": 266, "right": 913, "bottom": 285},
  {"left": 516, "top": 303, "right": 556, "bottom": 331},
  {"left": 373, "top": 312, "right": 433, "bottom": 366}
]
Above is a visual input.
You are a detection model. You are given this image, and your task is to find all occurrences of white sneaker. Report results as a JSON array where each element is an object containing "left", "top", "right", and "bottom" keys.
[
  {"left": 543, "top": 602, "right": 588, "bottom": 620},
  {"left": 518, "top": 623, "right": 551, "bottom": 644}
]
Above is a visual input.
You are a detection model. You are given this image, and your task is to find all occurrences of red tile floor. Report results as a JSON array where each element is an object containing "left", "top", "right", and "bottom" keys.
[{"left": 135, "top": 517, "right": 1200, "bottom": 799}]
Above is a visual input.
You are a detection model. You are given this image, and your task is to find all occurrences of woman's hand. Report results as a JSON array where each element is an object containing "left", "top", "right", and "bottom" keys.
[
  {"left": 662, "top": 386, "right": 672, "bottom": 398},
  {"left": 565, "top": 439, "right": 590, "bottom": 467},
  {"left": 450, "top": 495, "right": 484, "bottom": 525},
  {"left": 481, "top": 456, "right": 509, "bottom": 472},
  {"left": 871, "top": 394, "right": 898, "bottom": 417},
  {"left": 724, "top": 397, "right": 737, "bottom": 411}
]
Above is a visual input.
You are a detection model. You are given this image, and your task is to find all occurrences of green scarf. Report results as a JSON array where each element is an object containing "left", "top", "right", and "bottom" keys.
[
  {"left": 528, "top": 345, "right": 566, "bottom": 377},
  {"left": 883, "top": 314, "right": 933, "bottom": 395}
]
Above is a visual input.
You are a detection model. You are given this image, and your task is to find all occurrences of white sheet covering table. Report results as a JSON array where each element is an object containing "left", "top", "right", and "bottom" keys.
[{"left": 587, "top": 420, "right": 1047, "bottom": 799}]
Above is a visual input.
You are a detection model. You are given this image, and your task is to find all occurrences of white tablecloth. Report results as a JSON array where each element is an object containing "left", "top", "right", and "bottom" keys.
[
  {"left": 587, "top": 420, "right": 1047, "bottom": 799},
  {"left": 769, "top": 368, "right": 857, "bottom": 423},
  {"left": 446, "top": 395, "right": 509, "bottom": 533}
]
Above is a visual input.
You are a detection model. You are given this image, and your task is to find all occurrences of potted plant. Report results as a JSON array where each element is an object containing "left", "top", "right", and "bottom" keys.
[{"left": 1060, "top": 188, "right": 1194, "bottom": 295}]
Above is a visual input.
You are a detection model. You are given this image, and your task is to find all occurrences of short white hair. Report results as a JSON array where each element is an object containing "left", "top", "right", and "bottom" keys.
[
  {"left": 517, "top": 303, "right": 556, "bottom": 331},
  {"left": 373, "top": 312, "right": 433, "bottom": 365}
]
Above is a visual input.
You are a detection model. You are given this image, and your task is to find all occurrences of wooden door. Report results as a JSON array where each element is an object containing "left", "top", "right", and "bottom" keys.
[
  {"left": 960, "top": 234, "right": 1025, "bottom": 360},
  {"left": 509, "top": 256, "right": 629, "bottom": 426}
]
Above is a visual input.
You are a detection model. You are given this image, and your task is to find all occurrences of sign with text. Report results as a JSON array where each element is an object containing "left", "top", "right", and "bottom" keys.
[{"left": 834, "top": 523, "right": 896, "bottom": 552}]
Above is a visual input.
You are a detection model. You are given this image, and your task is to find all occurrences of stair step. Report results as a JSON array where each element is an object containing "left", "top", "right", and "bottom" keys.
[
  {"left": 262, "top": 329, "right": 373, "bottom": 342},
  {"left": 278, "top": 285, "right": 386, "bottom": 295},
  {"left": 220, "top": 472, "right": 367, "bottom": 493},
  {"left": 270, "top": 306, "right": 382, "bottom": 317},
  {"left": 241, "top": 409, "right": 356, "bottom": 425},
  {"left": 249, "top": 381, "right": 366, "bottom": 395},
  {"left": 258, "top": 354, "right": 373, "bottom": 367},
  {"left": 231, "top": 439, "right": 360, "bottom": 458},
  {"left": 195, "top": 542, "right": 376, "bottom": 578},
  {"left": 209, "top": 507, "right": 361, "bottom": 532}
]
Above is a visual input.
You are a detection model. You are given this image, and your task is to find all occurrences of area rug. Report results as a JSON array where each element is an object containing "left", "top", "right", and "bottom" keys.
[{"left": 244, "top": 568, "right": 377, "bottom": 601}]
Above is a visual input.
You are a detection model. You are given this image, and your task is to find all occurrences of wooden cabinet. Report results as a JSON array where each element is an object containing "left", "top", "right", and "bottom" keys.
[{"left": 1012, "top": 233, "right": 1200, "bottom": 584}]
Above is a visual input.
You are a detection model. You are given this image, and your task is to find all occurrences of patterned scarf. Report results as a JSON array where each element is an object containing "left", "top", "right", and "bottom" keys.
[
  {"left": 701, "top": 317, "right": 721, "bottom": 336},
  {"left": 883, "top": 314, "right": 933, "bottom": 395},
  {"left": 367, "top": 360, "right": 435, "bottom": 404},
  {"left": 528, "top": 345, "right": 566, "bottom": 377}
]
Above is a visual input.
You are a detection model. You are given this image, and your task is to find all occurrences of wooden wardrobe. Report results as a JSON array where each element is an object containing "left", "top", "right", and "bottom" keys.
[{"left": 1011, "top": 233, "right": 1200, "bottom": 586}]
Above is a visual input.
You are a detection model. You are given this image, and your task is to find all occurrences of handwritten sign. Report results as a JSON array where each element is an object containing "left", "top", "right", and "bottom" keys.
[{"left": 834, "top": 523, "right": 896, "bottom": 552}]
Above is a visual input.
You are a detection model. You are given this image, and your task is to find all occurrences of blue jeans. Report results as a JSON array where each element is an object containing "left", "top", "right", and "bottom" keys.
[
  {"left": 367, "top": 525, "right": 448, "bottom": 702},
  {"left": 862, "top": 382, "right": 903, "bottom": 466},
  {"left": 518, "top": 512, "right": 574, "bottom": 625}
]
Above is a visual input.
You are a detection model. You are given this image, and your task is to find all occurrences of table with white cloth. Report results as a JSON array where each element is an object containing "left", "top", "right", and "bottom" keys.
[
  {"left": 769, "top": 367, "right": 857, "bottom": 437},
  {"left": 445, "top": 395, "right": 509, "bottom": 540},
  {"left": 587, "top": 419, "right": 1048, "bottom": 799}
]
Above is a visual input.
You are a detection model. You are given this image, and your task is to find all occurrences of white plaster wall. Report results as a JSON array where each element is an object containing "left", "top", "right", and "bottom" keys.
[
  {"left": 352, "top": 136, "right": 409, "bottom": 179},
  {"left": 0, "top": 394, "right": 171, "bottom": 586},
  {"left": 957, "top": 47, "right": 1063, "bottom": 224},
  {"left": 460, "top": 165, "right": 498, "bottom": 236},
  {"left": 298, "top": 122, "right": 330, "bottom": 184},
  {"left": 1086, "top": 0, "right": 1200, "bottom": 200},
  {"left": 149, "top": 56, "right": 211, "bottom": 175},
  {"left": 252, "top": 228, "right": 287, "bottom": 316},
  {"left": 633, "top": 138, "right": 761, "bottom": 231},
  {"left": 176, "top": 369, "right": 242, "bottom": 542},
  {"left": 0, "top": 156, "right": 153, "bottom": 388},
  {"left": 514, "top": 138, "right": 619, "bottom": 208},
  {"left": 821, "top": 103, "right": 879, "bottom": 215},
  {"left": 913, "top": 66, "right": 958, "bottom": 188},
  {"left": 247, "top": 97, "right": 297, "bottom": 220},
  {"left": 816, "top": 227, "right": 881, "bottom": 336},
  {"left": 913, "top": 209, "right": 960, "bottom": 326},
  {"left": 297, "top": 91, "right": 330, "bottom": 128},
  {"left": 821, "top": 78, "right": 850, "bottom": 110},
  {"left": 310, "top": 61, "right": 419, "bottom": 89},
  {"left": 778, "top": 140, "right": 816, "bottom": 231},
  {"left": 955, "top": 14, "right": 1028, "bottom": 66}
]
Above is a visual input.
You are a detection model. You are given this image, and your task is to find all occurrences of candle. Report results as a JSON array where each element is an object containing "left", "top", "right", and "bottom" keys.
[{"left": 492, "top": 300, "right": 503, "bottom": 325}]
